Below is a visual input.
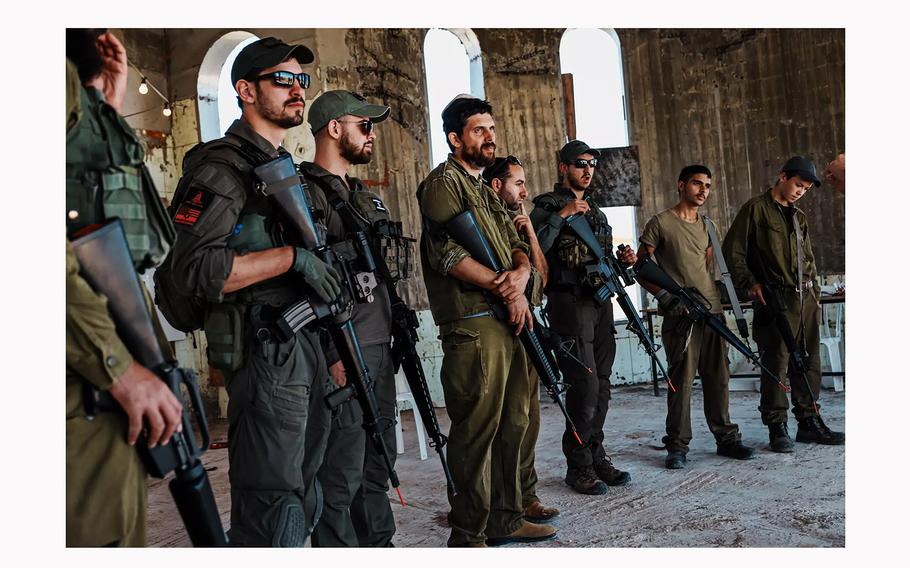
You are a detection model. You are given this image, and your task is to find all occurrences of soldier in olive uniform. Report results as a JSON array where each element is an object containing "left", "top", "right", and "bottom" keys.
[
  {"left": 636, "top": 165, "right": 754, "bottom": 469},
  {"left": 154, "top": 37, "right": 342, "bottom": 547},
  {"left": 529, "top": 140, "right": 635, "bottom": 495},
  {"left": 299, "top": 90, "right": 399, "bottom": 547},
  {"left": 66, "top": 29, "right": 183, "bottom": 547},
  {"left": 418, "top": 95, "right": 556, "bottom": 547},
  {"left": 482, "top": 156, "right": 558, "bottom": 523},
  {"left": 722, "top": 156, "right": 845, "bottom": 452}
]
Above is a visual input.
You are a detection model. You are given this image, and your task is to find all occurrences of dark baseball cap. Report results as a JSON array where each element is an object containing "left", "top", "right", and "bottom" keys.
[
  {"left": 308, "top": 90, "right": 391, "bottom": 133},
  {"left": 780, "top": 155, "right": 821, "bottom": 187},
  {"left": 559, "top": 140, "right": 601, "bottom": 163},
  {"left": 230, "top": 37, "right": 315, "bottom": 87}
]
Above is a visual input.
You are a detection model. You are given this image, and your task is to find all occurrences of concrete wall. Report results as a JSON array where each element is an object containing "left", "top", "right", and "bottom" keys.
[
  {"left": 618, "top": 28, "right": 845, "bottom": 275},
  {"left": 110, "top": 28, "right": 845, "bottom": 413}
]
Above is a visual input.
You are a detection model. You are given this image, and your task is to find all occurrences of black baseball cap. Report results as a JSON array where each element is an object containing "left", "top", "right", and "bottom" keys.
[
  {"left": 230, "top": 37, "right": 315, "bottom": 87},
  {"left": 559, "top": 140, "right": 601, "bottom": 163},
  {"left": 780, "top": 155, "right": 821, "bottom": 187}
]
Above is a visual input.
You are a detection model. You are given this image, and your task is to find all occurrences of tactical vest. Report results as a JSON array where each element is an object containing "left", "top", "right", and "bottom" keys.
[
  {"left": 302, "top": 171, "right": 415, "bottom": 284},
  {"left": 66, "top": 86, "right": 174, "bottom": 272},
  {"left": 154, "top": 134, "right": 288, "bottom": 334},
  {"left": 536, "top": 191, "right": 613, "bottom": 294}
]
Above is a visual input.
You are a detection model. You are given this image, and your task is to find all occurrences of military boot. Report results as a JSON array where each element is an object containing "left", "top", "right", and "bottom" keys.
[
  {"left": 564, "top": 466, "right": 608, "bottom": 495},
  {"left": 796, "top": 415, "right": 845, "bottom": 445},
  {"left": 486, "top": 521, "right": 557, "bottom": 546},
  {"left": 768, "top": 422, "right": 794, "bottom": 453},
  {"left": 665, "top": 450, "right": 687, "bottom": 469},
  {"left": 716, "top": 440, "right": 756, "bottom": 460},
  {"left": 593, "top": 455, "right": 631, "bottom": 486}
]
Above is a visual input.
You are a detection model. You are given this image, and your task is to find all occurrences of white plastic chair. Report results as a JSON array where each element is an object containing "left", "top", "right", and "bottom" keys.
[
  {"left": 394, "top": 371, "right": 428, "bottom": 460},
  {"left": 819, "top": 285, "right": 844, "bottom": 391}
]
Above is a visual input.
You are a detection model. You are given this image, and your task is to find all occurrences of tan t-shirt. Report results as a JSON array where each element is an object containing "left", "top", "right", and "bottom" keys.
[{"left": 640, "top": 209, "right": 722, "bottom": 313}]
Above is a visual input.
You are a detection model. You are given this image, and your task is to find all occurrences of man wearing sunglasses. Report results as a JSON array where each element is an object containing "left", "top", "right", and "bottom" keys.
[
  {"left": 482, "top": 156, "right": 559, "bottom": 524},
  {"left": 418, "top": 95, "right": 556, "bottom": 547},
  {"left": 297, "top": 90, "right": 400, "bottom": 548},
  {"left": 530, "top": 140, "right": 636, "bottom": 496},
  {"left": 156, "top": 37, "right": 340, "bottom": 547}
]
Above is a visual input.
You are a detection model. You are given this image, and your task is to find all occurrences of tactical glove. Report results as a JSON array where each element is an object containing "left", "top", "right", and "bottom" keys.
[{"left": 292, "top": 247, "right": 342, "bottom": 304}]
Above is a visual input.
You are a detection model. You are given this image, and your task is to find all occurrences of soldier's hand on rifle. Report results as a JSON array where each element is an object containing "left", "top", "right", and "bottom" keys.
[
  {"left": 558, "top": 199, "right": 590, "bottom": 219},
  {"left": 749, "top": 283, "right": 767, "bottom": 306},
  {"left": 109, "top": 361, "right": 184, "bottom": 448},
  {"left": 492, "top": 265, "right": 530, "bottom": 303},
  {"left": 655, "top": 289, "right": 688, "bottom": 316},
  {"left": 329, "top": 361, "right": 347, "bottom": 387},
  {"left": 292, "top": 247, "right": 342, "bottom": 304},
  {"left": 506, "top": 294, "right": 534, "bottom": 335},
  {"left": 512, "top": 215, "right": 537, "bottom": 242},
  {"left": 617, "top": 244, "right": 637, "bottom": 265}
]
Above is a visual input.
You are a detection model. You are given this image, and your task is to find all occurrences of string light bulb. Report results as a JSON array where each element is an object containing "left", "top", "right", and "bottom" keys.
[
  {"left": 138, "top": 78, "right": 149, "bottom": 95},
  {"left": 162, "top": 103, "right": 172, "bottom": 117}
]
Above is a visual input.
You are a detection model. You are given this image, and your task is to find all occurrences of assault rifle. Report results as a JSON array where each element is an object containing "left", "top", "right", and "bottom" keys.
[
  {"left": 748, "top": 250, "right": 817, "bottom": 411},
  {"left": 71, "top": 219, "right": 227, "bottom": 547},
  {"left": 563, "top": 214, "right": 676, "bottom": 392},
  {"left": 253, "top": 154, "right": 403, "bottom": 504},
  {"left": 447, "top": 210, "right": 584, "bottom": 446},
  {"left": 633, "top": 255, "right": 791, "bottom": 393}
]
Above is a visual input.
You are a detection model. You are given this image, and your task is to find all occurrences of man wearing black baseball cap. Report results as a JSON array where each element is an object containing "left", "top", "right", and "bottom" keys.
[
  {"left": 157, "top": 36, "right": 339, "bottom": 546},
  {"left": 298, "top": 90, "right": 401, "bottom": 548},
  {"left": 530, "top": 140, "right": 637, "bottom": 496},
  {"left": 723, "top": 156, "right": 844, "bottom": 452}
]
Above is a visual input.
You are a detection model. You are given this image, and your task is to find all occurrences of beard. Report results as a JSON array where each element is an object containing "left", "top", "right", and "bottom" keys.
[
  {"left": 66, "top": 28, "right": 105, "bottom": 83},
  {"left": 568, "top": 172, "right": 592, "bottom": 193},
  {"left": 256, "top": 89, "right": 305, "bottom": 129},
  {"left": 462, "top": 141, "right": 496, "bottom": 170},
  {"left": 340, "top": 130, "right": 373, "bottom": 165}
]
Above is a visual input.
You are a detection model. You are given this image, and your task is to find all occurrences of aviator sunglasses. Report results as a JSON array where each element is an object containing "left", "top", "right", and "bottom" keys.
[{"left": 251, "top": 70, "right": 311, "bottom": 89}]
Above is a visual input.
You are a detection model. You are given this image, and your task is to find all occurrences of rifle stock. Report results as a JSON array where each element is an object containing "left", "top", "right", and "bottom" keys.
[{"left": 71, "top": 219, "right": 227, "bottom": 547}]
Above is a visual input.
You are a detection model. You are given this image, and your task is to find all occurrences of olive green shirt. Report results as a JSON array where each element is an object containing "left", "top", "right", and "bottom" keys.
[
  {"left": 722, "top": 189, "right": 819, "bottom": 293},
  {"left": 640, "top": 209, "right": 723, "bottom": 314},
  {"left": 418, "top": 155, "right": 529, "bottom": 325}
]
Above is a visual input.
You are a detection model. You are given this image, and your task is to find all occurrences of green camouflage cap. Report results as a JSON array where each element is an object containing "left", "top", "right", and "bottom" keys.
[
  {"left": 559, "top": 140, "right": 601, "bottom": 163},
  {"left": 308, "top": 90, "right": 391, "bottom": 133}
]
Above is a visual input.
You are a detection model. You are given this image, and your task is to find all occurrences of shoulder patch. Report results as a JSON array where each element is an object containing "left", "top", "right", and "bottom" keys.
[
  {"left": 174, "top": 188, "right": 215, "bottom": 227},
  {"left": 371, "top": 197, "right": 387, "bottom": 212}
]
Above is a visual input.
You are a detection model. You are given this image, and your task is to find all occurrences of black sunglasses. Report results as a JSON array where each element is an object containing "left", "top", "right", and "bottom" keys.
[
  {"left": 336, "top": 119, "right": 374, "bottom": 135},
  {"left": 251, "top": 70, "right": 311, "bottom": 89},
  {"left": 569, "top": 158, "right": 598, "bottom": 169}
]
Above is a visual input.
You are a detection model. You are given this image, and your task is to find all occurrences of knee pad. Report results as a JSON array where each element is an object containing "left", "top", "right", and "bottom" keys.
[{"left": 271, "top": 494, "right": 308, "bottom": 548}]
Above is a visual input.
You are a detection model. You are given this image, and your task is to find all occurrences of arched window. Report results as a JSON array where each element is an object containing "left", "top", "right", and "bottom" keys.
[
  {"left": 423, "top": 28, "right": 485, "bottom": 167},
  {"left": 560, "top": 28, "right": 641, "bottom": 318},
  {"left": 197, "top": 31, "right": 259, "bottom": 142}
]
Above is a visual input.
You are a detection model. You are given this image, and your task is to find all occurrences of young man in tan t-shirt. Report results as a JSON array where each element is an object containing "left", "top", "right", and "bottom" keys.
[{"left": 637, "top": 165, "right": 755, "bottom": 469}]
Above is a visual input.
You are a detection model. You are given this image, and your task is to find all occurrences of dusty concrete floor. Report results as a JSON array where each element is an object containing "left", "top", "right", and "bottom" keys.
[{"left": 147, "top": 384, "right": 845, "bottom": 547}]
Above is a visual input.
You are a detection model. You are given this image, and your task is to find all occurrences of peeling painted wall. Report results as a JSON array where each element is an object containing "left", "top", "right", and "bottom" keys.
[
  {"left": 618, "top": 28, "right": 845, "bottom": 274},
  {"left": 475, "top": 28, "right": 567, "bottom": 201}
]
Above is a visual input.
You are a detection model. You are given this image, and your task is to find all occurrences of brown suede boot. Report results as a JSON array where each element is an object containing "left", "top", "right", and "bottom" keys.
[
  {"left": 523, "top": 501, "right": 560, "bottom": 522},
  {"left": 486, "top": 521, "right": 557, "bottom": 546}
]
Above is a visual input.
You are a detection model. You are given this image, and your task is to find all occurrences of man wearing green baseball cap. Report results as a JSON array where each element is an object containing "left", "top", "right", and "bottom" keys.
[{"left": 299, "top": 90, "right": 402, "bottom": 547}]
